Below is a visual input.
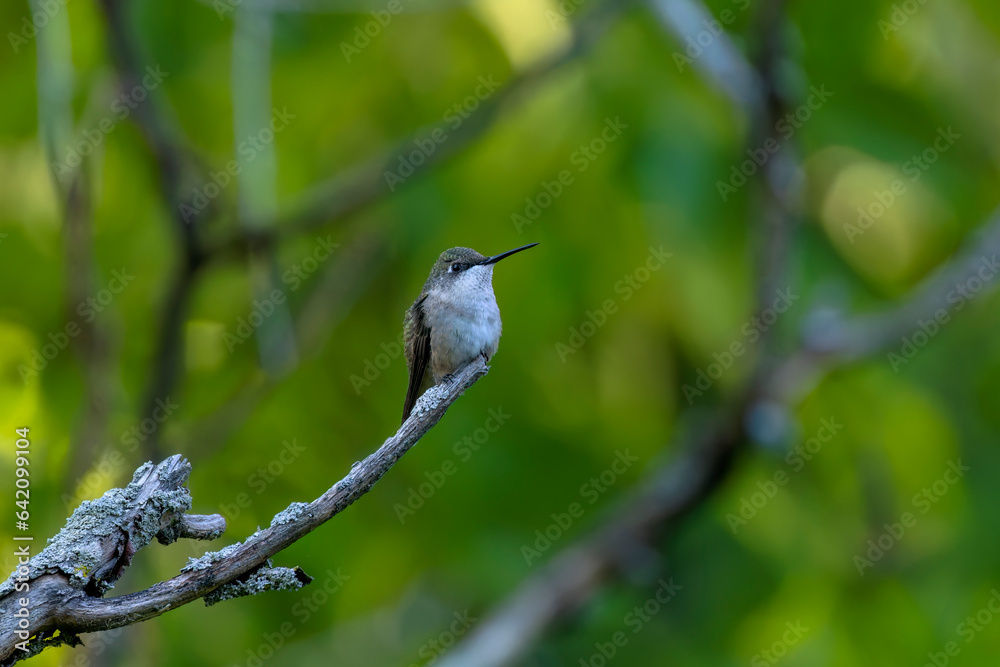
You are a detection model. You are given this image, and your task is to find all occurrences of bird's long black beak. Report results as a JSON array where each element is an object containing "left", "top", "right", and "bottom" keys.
[{"left": 481, "top": 242, "right": 539, "bottom": 265}]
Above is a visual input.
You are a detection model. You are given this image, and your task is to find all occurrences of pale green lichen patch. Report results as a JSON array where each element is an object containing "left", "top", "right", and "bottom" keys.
[
  {"left": 182, "top": 541, "right": 247, "bottom": 573},
  {"left": 0, "top": 459, "right": 193, "bottom": 597},
  {"left": 204, "top": 563, "right": 312, "bottom": 606},
  {"left": 270, "top": 501, "right": 310, "bottom": 527},
  {"left": 181, "top": 503, "right": 305, "bottom": 574},
  {"left": 409, "top": 382, "right": 451, "bottom": 420}
]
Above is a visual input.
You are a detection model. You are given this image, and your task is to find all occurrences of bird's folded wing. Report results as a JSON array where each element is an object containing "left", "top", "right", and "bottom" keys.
[{"left": 402, "top": 295, "right": 431, "bottom": 422}]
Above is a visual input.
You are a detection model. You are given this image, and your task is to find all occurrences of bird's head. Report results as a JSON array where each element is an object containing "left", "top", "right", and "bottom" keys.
[{"left": 424, "top": 244, "right": 538, "bottom": 293}]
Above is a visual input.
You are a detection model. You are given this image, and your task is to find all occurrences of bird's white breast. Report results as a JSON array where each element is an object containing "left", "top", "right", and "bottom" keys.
[{"left": 425, "top": 264, "right": 502, "bottom": 380}]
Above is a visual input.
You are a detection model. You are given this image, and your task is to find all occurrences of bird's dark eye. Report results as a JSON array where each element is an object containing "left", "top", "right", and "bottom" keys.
[{"left": 450, "top": 262, "right": 465, "bottom": 272}]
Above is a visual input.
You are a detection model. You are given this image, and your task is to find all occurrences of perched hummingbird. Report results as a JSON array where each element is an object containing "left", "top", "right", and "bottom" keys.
[{"left": 401, "top": 243, "right": 539, "bottom": 422}]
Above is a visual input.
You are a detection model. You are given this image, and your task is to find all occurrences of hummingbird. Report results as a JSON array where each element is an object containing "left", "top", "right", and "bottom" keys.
[{"left": 401, "top": 243, "right": 539, "bottom": 422}]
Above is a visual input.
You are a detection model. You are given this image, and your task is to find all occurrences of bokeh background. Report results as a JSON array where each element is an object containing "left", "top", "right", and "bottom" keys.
[{"left": 2, "top": 0, "right": 1000, "bottom": 665}]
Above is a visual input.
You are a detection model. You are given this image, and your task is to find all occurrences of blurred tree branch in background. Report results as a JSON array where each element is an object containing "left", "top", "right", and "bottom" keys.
[{"left": 437, "top": 0, "right": 996, "bottom": 664}]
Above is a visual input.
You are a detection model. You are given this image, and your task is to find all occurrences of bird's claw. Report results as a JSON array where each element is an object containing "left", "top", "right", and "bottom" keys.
[{"left": 444, "top": 354, "right": 490, "bottom": 384}]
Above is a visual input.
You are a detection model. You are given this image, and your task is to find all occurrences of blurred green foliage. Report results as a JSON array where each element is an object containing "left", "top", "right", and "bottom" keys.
[{"left": 2, "top": 0, "right": 1000, "bottom": 665}]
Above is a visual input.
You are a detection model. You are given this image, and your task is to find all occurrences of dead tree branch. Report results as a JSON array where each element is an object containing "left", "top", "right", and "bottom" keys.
[{"left": 0, "top": 359, "right": 488, "bottom": 665}]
